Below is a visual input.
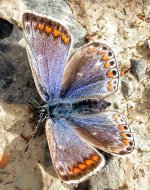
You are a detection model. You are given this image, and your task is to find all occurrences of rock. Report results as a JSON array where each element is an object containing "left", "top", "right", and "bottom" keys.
[
  {"left": 14, "top": 172, "right": 42, "bottom": 190},
  {"left": 121, "top": 80, "right": 129, "bottom": 98},
  {"left": 130, "top": 59, "right": 147, "bottom": 81},
  {"left": 0, "top": 18, "right": 13, "bottom": 39}
]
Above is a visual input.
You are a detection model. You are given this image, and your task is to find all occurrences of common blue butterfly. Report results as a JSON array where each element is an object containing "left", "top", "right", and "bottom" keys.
[{"left": 22, "top": 13, "right": 135, "bottom": 184}]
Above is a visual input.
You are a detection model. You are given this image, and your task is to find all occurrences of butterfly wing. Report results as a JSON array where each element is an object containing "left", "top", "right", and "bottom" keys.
[
  {"left": 61, "top": 42, "right": 118, "bottom": 101},
  {"left": 45, "top": 118, "right": 105, "bottom": 184},
  {"left": 68, "top": 111, "right": 135, "bottom": 155},
  {"left": 23, "top": 13, "right": 71, "bottom": 102}
]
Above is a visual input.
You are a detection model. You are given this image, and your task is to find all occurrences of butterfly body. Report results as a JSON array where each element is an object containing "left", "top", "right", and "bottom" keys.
[
  {"left": 47, "top": 100, "right": 73, "bottom": 118},
  {"left": 43, "top": 98, "right": 111, "bottom": 119},
  {"left": 23, "top": 13, "right": 135, "bottom": 184}
]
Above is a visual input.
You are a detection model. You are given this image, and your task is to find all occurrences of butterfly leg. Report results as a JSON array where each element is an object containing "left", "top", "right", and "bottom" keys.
[{"left": 24, "top": 111, "right": 46, "bottom": 152}]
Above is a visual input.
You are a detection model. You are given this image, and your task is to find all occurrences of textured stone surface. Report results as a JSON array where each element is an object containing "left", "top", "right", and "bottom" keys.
[
  {"left": 0, "top": 0, "right": 150, "bottom": 190},
  {"left": 14, "top": 172, "right": 42, "bottom": 190}
]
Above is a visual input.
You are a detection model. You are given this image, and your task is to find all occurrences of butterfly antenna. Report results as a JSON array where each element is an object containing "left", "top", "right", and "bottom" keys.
[
  {"left": 8, "top": 76, "right": 42, "bottom": 109},
  {"left": 24, "top": 111, "right": 45, "bottom": 153},
  {"left": 5, "top": 76, "right": 46, "bottom": 152}
]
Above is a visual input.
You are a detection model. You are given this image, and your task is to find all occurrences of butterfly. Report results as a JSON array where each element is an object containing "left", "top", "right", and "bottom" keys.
[{"left": 22, "top": 13, "right": 135, "bottom": 184}]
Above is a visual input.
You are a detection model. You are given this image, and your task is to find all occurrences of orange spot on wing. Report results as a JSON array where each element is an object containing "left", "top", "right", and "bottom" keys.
[
  {"left": 73, "top": 167, "right": 81, "bottom": 174},
  {"left": 92, "top": 155, "right": 100, "bottom": 162},
  {"left": 123, "top": 139, "right": 129, "bottom": 145},
  {"left": 102, "top": 53, "right": 109, "bottom": 61},
  {"left": 38, "top": 23, "right": 44, "bottom": 31},
  {"left": 53, "top": 29, "right": 60, "bottom": 37},
  {"left": 107, "top": 71, "right": 114, "bottom": 78},
  {"left": 121, "top": 144, "right": 126, "bottom": 149},
  {"left": 68, "top": 169, "right": 73, "bottom": 175},
  {"left": 120, "top": 132, "right": 126, "bottom": 138},
  {"left": 104, "top": 62, "right": 110, "bottom": 69},
  {"left": 97, "top": 50, "right": 103, "bottom": 54},
  {"left": 78, "top": 163, "right": 86, "bottom": 170},
  {"left": 108, "top": 81, "right": 113, "bottom": 91},
  {"left": 113, "top": 114, "right": 121, "bottom": 123},
  {"left": 118, "top": 125, "right": 125, "bottom": 131},
  {"left": 45, "top": 26, "right": 52, "bottom": 33},
  {"left": 61, "top": 33, "right": 70, "bottom": 44},
  {"left": 85, "top": 159, "right": 94, "bottom": 166},
  {"left": 87, "top": 47, "right": 95, "bottom": 53},
  {"left": 113, "top": 114, "right": 118, "bottom": 119}
]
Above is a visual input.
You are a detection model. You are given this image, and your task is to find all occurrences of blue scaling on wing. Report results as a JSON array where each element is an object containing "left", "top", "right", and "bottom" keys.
[
  {"left": 23, "top": 13, "right": 71, "bottom": 102},
  {"left": 22, "top": 12, "right": 135, "bottom": 186},
  {"left": 45, "top": 117, "right": 105, "bottom": 184},
  {"left": 61, "top": 42, "right": 119, "bottom": 102},
  {"left": 68, "top": 111, "right": 135, "bottom": 155}
]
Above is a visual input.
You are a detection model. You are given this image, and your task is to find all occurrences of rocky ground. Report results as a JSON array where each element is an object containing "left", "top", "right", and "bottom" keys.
[{"left": 0, "top": 0, "right": 150, "bottom": 190}]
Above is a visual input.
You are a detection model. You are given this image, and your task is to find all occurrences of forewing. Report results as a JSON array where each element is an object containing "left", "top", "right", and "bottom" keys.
[
  {"left": 61, "top": 42, "right": 118, "bottom": 101},
  {"left": 68, "top": 111, "right": 135, "bottom": 155},
  {"left": 23, "top": 13, "right": 71, "bottom": 101},
  {"left": 45, "top": 118, "right": 105, "bottom": 184}
]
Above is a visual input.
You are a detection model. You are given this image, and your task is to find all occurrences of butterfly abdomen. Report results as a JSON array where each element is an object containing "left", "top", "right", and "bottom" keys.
[
  {"left": 48, "top": 99, "right": 110, "bottom": 118},
  {"left": 72, "top": 99, "right": 111, "bottom": 114}
]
